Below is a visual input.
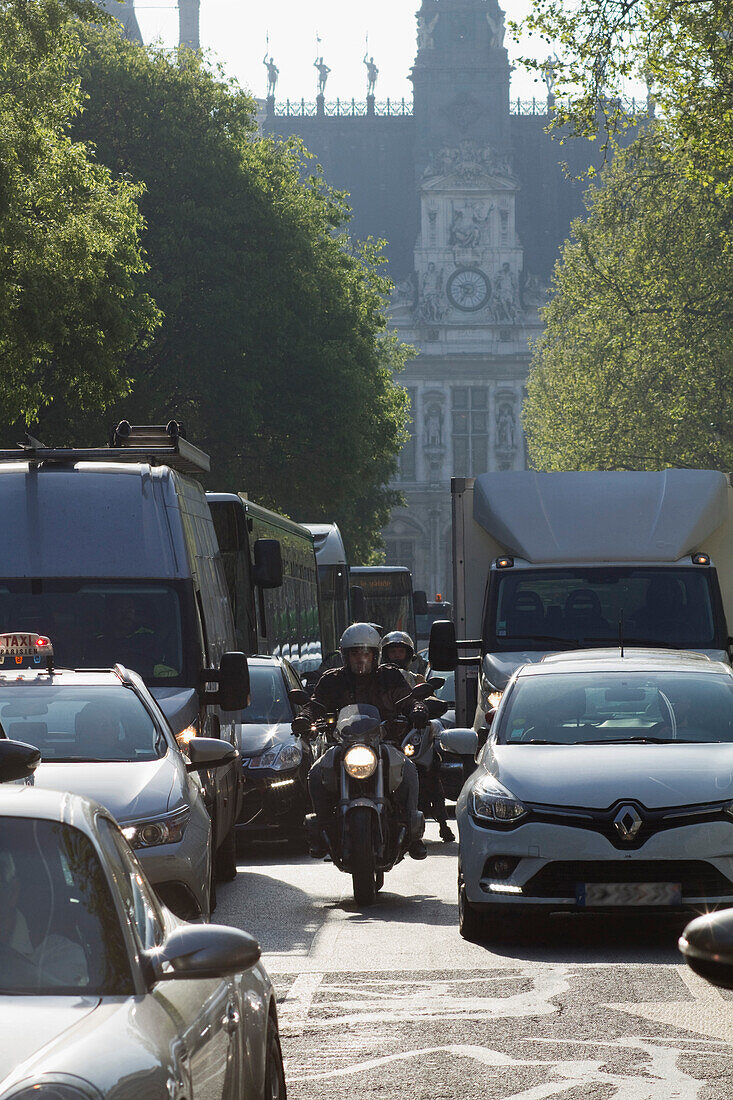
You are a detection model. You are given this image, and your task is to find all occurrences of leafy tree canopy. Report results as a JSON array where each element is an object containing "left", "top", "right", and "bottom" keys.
[
  {"left": 514, "top": 0, "right": 733, "bottom": 190},
  {"left": 0, "top": 0, "right": 158, "bottom": 427},
  {"left": 523, "top": 128, "right": 733, "bottom": 471},
  {"left": 60, "top": 29, "right": 409, "bottom": 561}
]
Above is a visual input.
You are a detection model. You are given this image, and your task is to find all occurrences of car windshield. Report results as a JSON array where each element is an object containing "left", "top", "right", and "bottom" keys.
[
  {"left": 488, "top": 567, "right": 720, "bottom": 652},
  {"left": 0, "top": 818, "right": 132, "bottom": 995},
  {"left": 431, "top": 670, "right": 455, "bottom": 705},
  {"left": 240, "top": 665, "right": 292, "bottom": 725},
  {"left": 0, "top": 580, "right": 188, "bottom": 685},
  {"left": 497, "top": 671, "right": 733, "bottom": 745},
  {"left": 0, "top": 686, "right": 165, "bottom": 761}
]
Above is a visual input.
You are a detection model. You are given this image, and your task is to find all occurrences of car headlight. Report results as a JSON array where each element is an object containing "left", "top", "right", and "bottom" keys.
[
  {"left": 121, "top": 806, "right": 190, "bottom": 848},
  {"left": 3, "top": 1079, "right": 103, "bottom": 1100},
  {"left": 343, "top": 744, "right": 378, "bottom": 779},
  {"left": 469, "top": 776, "right": 527, "bottom": 824},
  {"left": 248, "top": 741, "right": 303, "bottom": 770}
]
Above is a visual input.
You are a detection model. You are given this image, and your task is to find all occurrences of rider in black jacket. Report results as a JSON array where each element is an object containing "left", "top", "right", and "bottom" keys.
[{"left": 302, "top": 623, "right": 428, "bottom": 860}]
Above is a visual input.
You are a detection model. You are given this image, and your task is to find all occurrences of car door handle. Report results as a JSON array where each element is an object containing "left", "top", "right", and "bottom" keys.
[{"left": 223, "top": 1003, "right": 240, "bottom": 1035}]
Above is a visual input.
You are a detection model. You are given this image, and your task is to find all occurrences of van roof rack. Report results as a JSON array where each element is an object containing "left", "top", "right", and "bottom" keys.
[{"left": 0, "top": 421, "right": 210, "bottom": 475}]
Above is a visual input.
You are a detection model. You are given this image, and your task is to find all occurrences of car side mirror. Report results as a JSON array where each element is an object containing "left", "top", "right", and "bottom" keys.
[
  {"left": 252, "top": 538, "right": 283, "bottom": 589},
  {"left": 429, "top": 619, "right": 458, "bottom": 671},
  {"left": 289, "top": 688, "right": 311, "bottom": 707},
  {"left": 186, "top": 736, "right": 239, "bottom": 773},
  {"left": 438, "top": 727, "right": 479, "bottom": 758},
  {"left": 680, "top": 909, "right": 733, "bottom": 990},
  {"left": 0, "top": 739, "right": 41, "bottom": 783},
  {"left": 413, "top": 589, "right": 429, "bottom": 616},
  {"left": 145, "top": 924, "right": 261, "bottom": 984}
]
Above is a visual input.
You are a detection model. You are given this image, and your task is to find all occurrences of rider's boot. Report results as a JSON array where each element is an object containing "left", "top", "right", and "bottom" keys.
[
  {"left": 438, "top": 821, "right": 455, "bottom": 843},
  {"left": 408, "top": 810, "right": 427, "bottom": 860}
]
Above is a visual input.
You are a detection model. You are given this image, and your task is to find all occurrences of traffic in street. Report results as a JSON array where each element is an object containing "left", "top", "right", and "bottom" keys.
[{"left": 217, "top": 825, "right": 733, "bottom": 1100}]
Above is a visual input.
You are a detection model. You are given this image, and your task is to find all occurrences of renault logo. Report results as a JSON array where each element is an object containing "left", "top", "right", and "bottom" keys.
[{"left": 614, "top": 805, "right": 643, "bottom": 841}]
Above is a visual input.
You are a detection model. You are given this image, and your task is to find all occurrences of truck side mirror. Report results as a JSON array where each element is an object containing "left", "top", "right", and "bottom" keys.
[
  {"left": 216, "top": 651, "right": 250, "bottom": 711},
  {"left": 350, "top": 584, "right": 366, "bottom": 621},
  {"left": 252, "top": 539, "right": 283, "bottom": 589},
  {"left": 413, "top": 589, "right": 429, "bottom": 616},
  {"left": 429, "top": 619, "right": 458, "bottom": 671}
]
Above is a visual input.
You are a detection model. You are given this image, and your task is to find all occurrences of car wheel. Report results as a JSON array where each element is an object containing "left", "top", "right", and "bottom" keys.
[
  {"left": 458, "top": 881, "right": 488, "bottom": 942},
  {"left": 263, "top": 1019, "right": 287, "bottom": 1100},
  {"left": 216, "top": 818, "right": 238, "bottom": 882}
]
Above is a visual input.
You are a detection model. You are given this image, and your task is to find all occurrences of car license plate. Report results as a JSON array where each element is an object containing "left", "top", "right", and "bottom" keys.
[{"left": 577, "top": 882, "right": 682, "bottom": 906}]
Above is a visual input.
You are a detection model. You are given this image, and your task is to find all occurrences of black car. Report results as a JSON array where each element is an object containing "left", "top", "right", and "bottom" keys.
[{"left": 236, "top": 656, "right": 313, "bottom": 841}]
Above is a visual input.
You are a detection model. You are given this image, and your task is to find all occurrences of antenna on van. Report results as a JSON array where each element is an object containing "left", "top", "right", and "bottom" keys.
[{"left": 618, "top": 610, "right": 625, "bottom": 658}]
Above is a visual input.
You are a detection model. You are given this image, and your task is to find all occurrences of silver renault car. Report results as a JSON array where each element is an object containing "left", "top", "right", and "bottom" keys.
[{"left": 0, "top": 633, "right": 237, "bottom": 919}]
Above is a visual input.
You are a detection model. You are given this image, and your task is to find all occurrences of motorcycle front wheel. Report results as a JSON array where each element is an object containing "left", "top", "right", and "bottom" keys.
[{"left": 349, "top": 805, "right": 377, "bottom": 907}]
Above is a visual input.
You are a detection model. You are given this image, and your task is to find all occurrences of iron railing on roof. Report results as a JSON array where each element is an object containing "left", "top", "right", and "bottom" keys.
[{"left": 271, "top": 96, "right": 646, "bottom": 120}]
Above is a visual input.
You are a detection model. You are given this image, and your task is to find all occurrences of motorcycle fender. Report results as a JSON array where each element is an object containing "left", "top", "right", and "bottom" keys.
[
  {"left": 383, "top": 743, "right": 405, "bottom": 791},
  {"left": 320, "top": 745, "right": 341, "bottom": 793},
  {"left": 343, "top": 797, "right": 380, "bottom": 816}
]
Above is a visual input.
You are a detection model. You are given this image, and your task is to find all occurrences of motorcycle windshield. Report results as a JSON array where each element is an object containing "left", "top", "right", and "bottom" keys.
[{"left": 336, "top": 704, "right": 382, "bottom": 743}]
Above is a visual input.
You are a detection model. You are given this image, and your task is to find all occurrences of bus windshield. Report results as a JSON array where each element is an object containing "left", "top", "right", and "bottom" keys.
[
  {"left": 351, "top": 570, "right": 416, "bottom": 639},
  {"left": 487, "top": 567, "right": 722, "bottom": 652},
  {"left": 0, "top": 580, "right": 191, "bottom": 684}
]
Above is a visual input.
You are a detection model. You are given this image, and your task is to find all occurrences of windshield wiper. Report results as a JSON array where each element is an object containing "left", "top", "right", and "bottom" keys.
[
  {"left": 525, "top": 739, "right": 565, "bottom": 745},
  {"left": 497, "top": 634, "right": 578, "bottom": 648},
  {"left": 580, "top": 737, "right": 697, "bottom": 745}
]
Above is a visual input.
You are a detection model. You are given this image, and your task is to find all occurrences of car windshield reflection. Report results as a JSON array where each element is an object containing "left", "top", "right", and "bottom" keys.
[
  {"left": 0, "top": 818, "right": 132, "bottom": 996},
  {"left": 0, "top": 686, "right": 165, "bottom": 762},
  {"left": 240, "top": 665, "right": 292, "bottom": 725},
  {"left": 498, "top": 671, "right": 733, "bottom": 745}
]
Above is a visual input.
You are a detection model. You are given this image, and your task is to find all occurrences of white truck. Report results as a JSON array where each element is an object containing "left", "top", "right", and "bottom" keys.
[{"left": 430, "top": 470, "right": 733, "bottom": 729}]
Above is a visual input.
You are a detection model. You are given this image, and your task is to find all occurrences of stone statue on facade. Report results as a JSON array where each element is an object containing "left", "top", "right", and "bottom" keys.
[
  {"left": 496, "top": 403, "right": 517, "bottom": 451},
  {"left": 417, "top": 11, "right": 439, "bottom": 50},
  {"left": 493, "top": 262, "right": 520, "bottom": 323},
  {"left": 425, "top": 407, "right": 443, "bottom": 448},
  {"left": 417, "top": 262, "right": 444, "bottom": 322},
  {"left": 543, "top": 54, "right": 559, "bottom": 98},
  {"left": 263, "top": 54, "right": 279, "bottom": 97},
  {"left": 449, "top": 207, "right": 481, "bottom": 248},
  {"left": 314, "top": 56, "right": 331, "bottom": 96},
  {"left": 363, "top": 54, "right": 379, "bottom": 96},
  {"left": 392, "top": 273, "right": 417, "bottom": 308},
  {"left": 486, "top": 9, "right": 506, "bottom": 48},
  {"left": 423, "top": 141, "right": 513, "bottom": 183}
]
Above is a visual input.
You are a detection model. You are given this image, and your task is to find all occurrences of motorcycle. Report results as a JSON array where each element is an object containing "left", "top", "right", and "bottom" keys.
[{"left": 291, "top": 682, "right": 435, "bottom": 906}]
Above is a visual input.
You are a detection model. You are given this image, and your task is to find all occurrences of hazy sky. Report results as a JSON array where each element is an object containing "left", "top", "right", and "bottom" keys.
[{"left": 135, "top": 0, "right": 552, "bottom": 105}]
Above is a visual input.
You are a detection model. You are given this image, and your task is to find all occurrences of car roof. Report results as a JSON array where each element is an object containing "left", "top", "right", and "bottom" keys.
[
  {"left": 0, "top": 667, "right": 127, "bottom": 686},
  {"left": 0, "top": 783, "right": 107, "bottom": 829},
  {"left": 521, "top": 647, "right": 732, "bottom": 677}
]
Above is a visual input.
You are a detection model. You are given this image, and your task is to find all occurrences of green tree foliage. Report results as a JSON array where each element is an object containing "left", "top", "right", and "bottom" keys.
[
  {"left": 0, "top": 0, "right": 158, "bottom": 428},
  {"left": 64, "top": 30, "right": 409, "bottom": 560},
  {"left": 515, "top": 0, "right": 733, "bottom": 189},
  {"left": 524, "top": 129, "right": 733, "bottom": 471}
]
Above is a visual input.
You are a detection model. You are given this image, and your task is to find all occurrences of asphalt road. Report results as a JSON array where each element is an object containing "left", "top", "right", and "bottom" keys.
[{"left": 217, "top": 823, "right": 733, "bottom": 1099}]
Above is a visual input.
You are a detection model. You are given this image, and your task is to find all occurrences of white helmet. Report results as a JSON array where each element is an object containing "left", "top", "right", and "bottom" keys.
[
  {"left": 340, "top": 623, "right": 382, "bottom": 656},
  {"left": 381, "top": 630, "right": 415, "bottom": 668}
]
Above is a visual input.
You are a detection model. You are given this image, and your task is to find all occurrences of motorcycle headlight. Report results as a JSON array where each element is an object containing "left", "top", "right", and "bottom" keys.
[
  {"left": 343, "top": 744, "right": 378, "bottom": 779},
  {"left": 469, "top": 777, "right": 527, "bottom": 824},
  {"left": 121, "top": 806, "right": 190, "bottom": 849}
]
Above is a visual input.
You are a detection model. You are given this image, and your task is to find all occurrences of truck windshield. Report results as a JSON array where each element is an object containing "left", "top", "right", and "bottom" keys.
[
  {"left": 0, "top": 580, "right": 190, "bottom": 685},
  {"left": 487, "top": 567, "right": 722, "bottom": 652}
]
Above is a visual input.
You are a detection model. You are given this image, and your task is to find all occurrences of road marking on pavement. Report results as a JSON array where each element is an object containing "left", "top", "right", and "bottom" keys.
[
  {"left": 605, "top": 961, "right": 733, "bottom": 1043},
  {"left": 278, "top": 971, "right": 324, "bottom": 1037}
]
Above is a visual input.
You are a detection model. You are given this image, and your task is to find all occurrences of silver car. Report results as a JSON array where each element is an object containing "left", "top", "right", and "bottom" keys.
[
  {"left": 0, "top": 651, "right": 236, "bottom": 920},
  {"left": 0, "top": 781, "right": 285, "bottom": 1099}
]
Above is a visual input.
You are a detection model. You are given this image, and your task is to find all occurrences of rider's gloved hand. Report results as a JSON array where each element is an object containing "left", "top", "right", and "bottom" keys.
[
  {"left": 410, "top": 702, "right": 429, "bottom": 730},
  {"left": 291, "top": 715, "right": 312, "bottom": 738}
]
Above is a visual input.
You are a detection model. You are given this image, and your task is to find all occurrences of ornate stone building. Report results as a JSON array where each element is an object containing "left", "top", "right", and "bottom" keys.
[{"left": 265, "top": 0, "right": 597, "bottom": 598}]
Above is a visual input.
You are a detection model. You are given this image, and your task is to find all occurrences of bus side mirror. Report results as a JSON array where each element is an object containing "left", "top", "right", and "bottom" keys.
[
  {"left": 216, "top": 652, "right": 250, "bottom": 711},
  {"left": 429, "top": 620, "right": 458, "bottom": 671},
  {"left": 413, "top": 589, "right": 429, "bottom": 616},
  {"left": 253, "top": 539, "right": 283, "bottom": 589},
  {"left": 350, "top": 584, "right": 366, "bottom": 621}
]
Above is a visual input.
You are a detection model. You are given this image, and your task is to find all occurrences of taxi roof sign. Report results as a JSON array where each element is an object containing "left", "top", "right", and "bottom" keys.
[{"left": 0, "top": 633, "right": 54, "bottom": 670}]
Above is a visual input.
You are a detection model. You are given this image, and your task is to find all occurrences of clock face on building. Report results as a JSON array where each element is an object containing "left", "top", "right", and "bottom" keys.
[{"left": 446, "top": 267, "right": 490, "bottom": 311}]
